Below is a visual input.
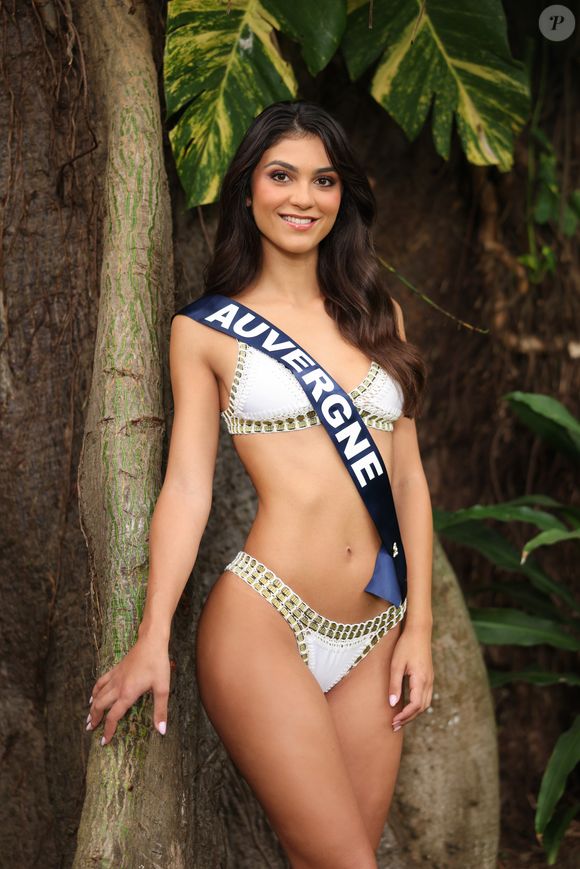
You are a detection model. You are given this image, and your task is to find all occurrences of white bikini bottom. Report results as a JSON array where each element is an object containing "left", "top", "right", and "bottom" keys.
[{"left": 224, "top": 550, "right": 407, "bottom": 694}]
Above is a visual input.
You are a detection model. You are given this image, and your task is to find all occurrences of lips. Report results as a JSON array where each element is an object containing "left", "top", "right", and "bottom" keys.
[{"left": 279, "top": 214, "right": 320, "bottom": 225}]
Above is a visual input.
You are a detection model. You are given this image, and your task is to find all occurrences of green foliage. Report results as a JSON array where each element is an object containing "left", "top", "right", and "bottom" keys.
[
  {"left": 163, "top": 0, "right": 531, "bottom": 206},
  {"left": 435, "top": 391, "right": 580, "bottom": 861},
  {"left": 517, "top": 41, "right": 579, "bottom": 283},
  {"left": 342, "top": 0, "right": 530, "bottom": 170},
  {"left": 535, "top": 718, "right": 580, "bottom": 864}
]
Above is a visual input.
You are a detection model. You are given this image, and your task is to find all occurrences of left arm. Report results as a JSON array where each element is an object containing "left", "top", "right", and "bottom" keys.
[
  {"left": 392, "top": 418, "right": 433, "bottom": 631},
  {"left": 388, "top": 299, "right": 434, "bottom": 729}
]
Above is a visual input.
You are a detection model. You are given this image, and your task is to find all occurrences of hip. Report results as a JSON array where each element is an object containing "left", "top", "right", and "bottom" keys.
[{"left": 229, "top": 513, "right": 389, "bottom": 624}]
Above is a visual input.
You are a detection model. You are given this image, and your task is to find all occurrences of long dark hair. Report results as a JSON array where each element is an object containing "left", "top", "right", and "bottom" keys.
[{"left": 200, "top": 100, "right": 427, "bottom": 418}]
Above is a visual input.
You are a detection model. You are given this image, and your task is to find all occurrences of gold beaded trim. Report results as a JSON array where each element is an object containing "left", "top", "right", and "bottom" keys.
[
  {"left": 224, "top": 550, "right": 407, "bottom": 672},
  {"left": 221, "top": 343, "right": 396, "bottom": 434}
]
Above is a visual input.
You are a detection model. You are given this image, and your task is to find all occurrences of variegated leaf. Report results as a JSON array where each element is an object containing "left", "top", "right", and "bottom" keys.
[
  {"left": 164, "top": 0, "right": 298, "bottom": 206},
  {"left": 342, "top": 0, "right": 530, "bottom": 170},
  {"left": 262, "top": 0, "right": 347, "bottom": 75}
]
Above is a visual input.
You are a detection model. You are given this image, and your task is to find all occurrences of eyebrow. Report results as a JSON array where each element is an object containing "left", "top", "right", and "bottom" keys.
[{"left": 263, "top": 160, "right": 337, "bottom": 174}]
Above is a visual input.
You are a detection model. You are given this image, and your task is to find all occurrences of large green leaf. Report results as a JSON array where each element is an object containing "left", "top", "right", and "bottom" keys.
[
  {"left": 434, "top": 499, "right": 568, "bottom": 534},
  {"left": 522, "top": 528, "right": 580, "bottom": 563},
  {"left": 535, "top": 716, "right": 580, "bottom": 836},
  {"left": 541, "top": 801, "right": 580, "bottom": 866},
  {"left": 503, "top": 391, "right": 580, "bottom": 465},
  {"left": 469, "top": 607, "right": 580, "bottom": 650},
  {"left": 342, "top": 0, "right": 530, "bottom": 170},
  {"left": 434, "top": 513, "right": 580, "bottom": 612},
  {"left": 164, "top": 0, "right": 298, "bottom": 206},
  {"left": 262, "top": 0, "right": 347, "bottom": 75},
  {"left": 480, "top": 580, "right": 566, "bottom": 623}
]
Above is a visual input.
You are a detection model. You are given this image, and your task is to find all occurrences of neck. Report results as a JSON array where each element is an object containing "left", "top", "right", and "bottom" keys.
[{"left": 248, "top": 242, "right": 323, "bottom": 307}]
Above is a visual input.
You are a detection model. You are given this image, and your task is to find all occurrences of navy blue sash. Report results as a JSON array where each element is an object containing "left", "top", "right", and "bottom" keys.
[{"left": 172, "top": 294, "right": 407, "bottom": 608}]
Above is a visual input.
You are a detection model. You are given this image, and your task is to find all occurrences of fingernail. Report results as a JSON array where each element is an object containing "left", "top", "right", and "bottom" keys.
[
  {"left": 393, "top": 724, "right": 402, "bottom": 732},
  {"left": 389, "top": 694, "right": 398, "bottom": 706},
  {"left": 100, "top": 736, "right": 107, "bottom": 746},
  {"left": 86, "top": 721, "right": 92, "bottom": 731},
  {"left": 88, "top": 695, "right": 93, "bottom": 704},
  {"left": 158, "top": 721, "right": 166, "bottom": 735},
  {"left": 86, "top": 713, "right": 91, "bottom": 724}
]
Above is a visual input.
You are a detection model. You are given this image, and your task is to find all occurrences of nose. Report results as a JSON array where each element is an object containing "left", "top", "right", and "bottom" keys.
[{"left": 287, "top": 180, "right": 316, "bottom": 209}]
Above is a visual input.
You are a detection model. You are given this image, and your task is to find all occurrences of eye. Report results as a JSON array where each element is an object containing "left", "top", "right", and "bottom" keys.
[
  {"left": 268, "top": 171, "right": 337, "bottom": 187},
  {"left": 269, "top": 171, "right": 290, "bottom": 182}
]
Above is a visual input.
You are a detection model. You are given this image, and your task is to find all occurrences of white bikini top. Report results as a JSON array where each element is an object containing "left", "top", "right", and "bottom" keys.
[{"left": 222, "top": 340, "right": 404, "bottom": 435}]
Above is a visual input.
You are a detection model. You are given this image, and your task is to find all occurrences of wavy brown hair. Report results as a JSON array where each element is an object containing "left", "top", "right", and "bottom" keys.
[{"left": 199, "top": 100, "right": 427, "bottom": 419}]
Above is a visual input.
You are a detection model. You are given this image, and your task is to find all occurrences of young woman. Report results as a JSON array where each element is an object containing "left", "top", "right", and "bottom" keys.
[{"left": 86, "top": 100, "right": 434, "bottom": 868}]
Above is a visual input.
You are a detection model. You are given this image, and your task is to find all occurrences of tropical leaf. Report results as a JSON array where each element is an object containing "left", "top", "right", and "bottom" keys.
[
  {"left": 541, "top": 800, "right": 580, "bottom": 865},
  {"left": 164, "top": 0, "right": 298, "bottom": 206},
  {"left": 522, "top": 528, "right": 580, "bottom": 563},
  {"left": 479, "top": 580, "right": 565, "bottom": 622},
  {"left": 503, "top": 391, "right": 580, "bottom": 464},
  {"left": 469, "top": 607, "right": 580, "bottom": 650},
  {"left": 434, "top": 512, "right": 580, "bottom": 612},
  {"left": 262, "top": 0, "right": 347, "bottom": 75},
  {"left": 487, "top": 667, "right": 580, "bottom": 689},
  {"left": 535, "top": 716, "right": 580, "bottom": 835},
  {"left": 434, "top": 499, "right": 568, "bottom": 533},
  {"left": 341, "top": 0, "right": 530, "bottom": 170}
]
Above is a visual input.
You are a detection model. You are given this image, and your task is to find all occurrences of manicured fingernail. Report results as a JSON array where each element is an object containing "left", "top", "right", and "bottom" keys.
[
  {"left": 100, "top": 736, "right": 107, "bottom": 746},
  {"left": 86, "top": 713, "right": 91, "bottom": 724},
  {"left": 393, "top": 724, "right": 401, "bottom": 731},
  {"left": 158, "top": 721, "right": 166, "bottom": 735},
  {"left": 85, "top": 721, "right": 92, "bottom": 731},
  {"left": 389, "top": 694, "right": 398, "bottom": 706},
  {"left": 88, "top": 695, "right": 93, "bottom": 704}
]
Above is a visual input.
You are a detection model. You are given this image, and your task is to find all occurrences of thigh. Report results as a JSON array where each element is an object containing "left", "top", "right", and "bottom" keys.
[
  {"left": 196, "top": 570, "right": 378, "bottom": 869},
  {"left": 325, "top": 621, "right": 405, "bottom": 850}
]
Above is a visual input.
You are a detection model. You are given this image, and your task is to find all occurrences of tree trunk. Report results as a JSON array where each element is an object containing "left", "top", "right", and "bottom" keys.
[
  {"left": 382, "top": 536, "right": 500, "bottom": 868},
  {"left": 72, "top": 0, "right": 182, "bottom": 865}
]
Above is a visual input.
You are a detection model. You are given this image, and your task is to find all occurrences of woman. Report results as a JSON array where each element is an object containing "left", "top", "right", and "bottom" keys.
[{"left": 86, "top": 100, "right": 434, "bottom": 868}]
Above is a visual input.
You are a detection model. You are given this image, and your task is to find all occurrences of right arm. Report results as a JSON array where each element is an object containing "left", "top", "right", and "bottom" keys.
[
  {"left": 87, "top": 314, "right": 221, "bottom": 744},
  {"left": 138, "top": 314, "right": 221, "bottom": 642}
]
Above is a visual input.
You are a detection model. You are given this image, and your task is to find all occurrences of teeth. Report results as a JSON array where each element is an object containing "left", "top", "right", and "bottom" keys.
[{"left": 281, "top": 215, "right": 315, "bottom": 225}]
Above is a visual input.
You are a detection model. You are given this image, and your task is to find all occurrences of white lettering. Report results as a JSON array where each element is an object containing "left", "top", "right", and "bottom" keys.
[
  {"left": 205, "top": 303, "right": 238, "bottom": 329},
  {"left": 320, "top": 394, "right": 352, "bottom": 428},
  {"left": 232, "top": 312, "right": 269, "bottom": 338},
  {"left": 335, "top": 420, "right": 370, "bottom": 459},
  {"left": 302, "top": 368, "right": 335, "bottom": 401},
  {"left": 352, "top": 451, "right": 384, "bottom": 487},
  {"left": 281, "top": 347, "right": 316, "bottom": 372},
  {"left": 262, "top": 329, "right": 296, "bottom": 352}
]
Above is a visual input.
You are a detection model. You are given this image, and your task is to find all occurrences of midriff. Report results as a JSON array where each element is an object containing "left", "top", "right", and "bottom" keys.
[{"left": 231, "top": 422, "right": 396, "bottom": 623}]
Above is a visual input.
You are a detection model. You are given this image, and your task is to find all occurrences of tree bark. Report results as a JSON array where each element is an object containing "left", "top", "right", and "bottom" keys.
[
  {"left": 72, "top": 1, "right": 181, "bottom": 866},
  {"left": 382, "top": 536, "right": 500, "bottom": 868}
]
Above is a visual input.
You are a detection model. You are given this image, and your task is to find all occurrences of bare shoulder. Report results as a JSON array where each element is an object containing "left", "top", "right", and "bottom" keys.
[
  {"left": 170, "top": 311, "right": 215, "bottom": 361},
  {"left": 165, "top": 313, "right": 221, "bottom": 503},
  {"left": 390, "top": 297, "right": 407, "bottom": 342}
]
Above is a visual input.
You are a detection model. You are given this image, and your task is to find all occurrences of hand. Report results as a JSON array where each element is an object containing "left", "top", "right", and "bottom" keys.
[
  {"left": 388, "top": 623, "right": 434, "bottom": 731},
  {"left": 86, "top": 635, "right": 170, "bottom": 745}
]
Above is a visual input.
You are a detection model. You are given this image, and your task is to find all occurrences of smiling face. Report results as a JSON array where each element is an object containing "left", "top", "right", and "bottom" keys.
[{"left": 246, "top": 134, "right": 342, "bottom": 254}]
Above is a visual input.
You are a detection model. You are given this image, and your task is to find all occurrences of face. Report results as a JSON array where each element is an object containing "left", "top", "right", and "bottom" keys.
[{"left": 246, "top": 134, "right": 342, "bottom": 253}]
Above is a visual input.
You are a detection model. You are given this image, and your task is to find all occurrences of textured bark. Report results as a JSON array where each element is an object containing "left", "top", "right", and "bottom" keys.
[
  {"left": 382, "top": 537, "right": 500, "bottom": 868},
  {"left": 0, "top": 2, "right": 100, "bottom": 866},
  {"left": 72, "top": 0, "right": 180, "bottom": 866}
]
